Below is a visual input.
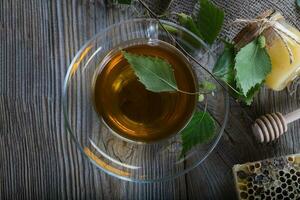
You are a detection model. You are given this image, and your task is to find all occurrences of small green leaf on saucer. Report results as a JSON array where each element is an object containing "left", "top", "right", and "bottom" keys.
[{"left": 180, "top": 111, "right": 215, "bottom": 157}]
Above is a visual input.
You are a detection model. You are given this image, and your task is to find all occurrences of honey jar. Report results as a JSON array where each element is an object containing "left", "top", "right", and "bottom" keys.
[{"left": 234, "top": 10, "right": 300, "bottom": 91}]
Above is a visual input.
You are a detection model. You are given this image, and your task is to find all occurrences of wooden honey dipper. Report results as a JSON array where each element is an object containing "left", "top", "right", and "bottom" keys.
[{"left": 252, "top": 109, "right": 300, "bottom": 142}]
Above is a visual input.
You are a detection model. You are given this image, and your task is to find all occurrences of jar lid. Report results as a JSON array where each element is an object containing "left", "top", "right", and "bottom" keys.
[{"left": 233, "top": 10, "right": 284, "bottom": 49}]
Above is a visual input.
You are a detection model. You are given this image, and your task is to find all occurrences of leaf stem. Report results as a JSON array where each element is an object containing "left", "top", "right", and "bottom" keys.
[{"left": 175, "top": 89, "right": 208, "bottom": 95}]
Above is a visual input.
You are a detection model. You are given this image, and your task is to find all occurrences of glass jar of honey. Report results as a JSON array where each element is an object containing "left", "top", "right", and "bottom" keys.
[{"left": 234, "top": 10, "right": 300, "bottom": 91}]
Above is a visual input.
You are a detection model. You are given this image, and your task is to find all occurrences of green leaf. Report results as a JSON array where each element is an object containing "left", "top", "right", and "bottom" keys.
[
  {"left": 176, "top": 13, "right": 204, "bottom": 49},
  {"left": 177, "top": 13, "right": 203, "bottom": 38},
  {"left": 162, "top": 24, "right": 178, "bottom": 34},
  {"left": 176, "top": 0, "right": 224, "bottom": 45},
  {"left": 122, "top": 51, "right": 178, "bottom": 92},
  {"left": 297, "top": 0, "right": 300, "bottom": 8},
  {"left": 117, "top": 0, "right": 132, "bottom": 4},
  {"left": 212, "top": 42, "right": 264, "bottom": 105},
  {"left": 235, "top": 38, "right": 272, "bottom": 96},
  {"left": 196, "top": 0, "right": 225, "bottom": 44},
  {"left": 199, "top": 81, "right": 216, "bottom": 92},
  {"left": 239, "top": 83, "right": 262, "bottom": 105},
  {"left": 198, "top": 94, "right": 205, "bottom": 102},
  {"left": 258, "top": 35, "right": 266, "bottom": 48},
  {"left": 180, "top": 111, "right": 215, "bottom": 157},
  {"left": 213, "top": 43, "right": 236, "bottom": 86}
]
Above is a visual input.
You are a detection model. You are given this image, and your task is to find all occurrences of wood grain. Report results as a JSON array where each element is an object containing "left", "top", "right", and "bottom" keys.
[{"left": 0, "top": 0, "right": 300, "bottom": 199}]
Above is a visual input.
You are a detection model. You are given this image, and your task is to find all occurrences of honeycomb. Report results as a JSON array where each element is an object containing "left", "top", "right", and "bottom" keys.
[{"left": 233, "top": 154, "right": 300, "bottom": 200}]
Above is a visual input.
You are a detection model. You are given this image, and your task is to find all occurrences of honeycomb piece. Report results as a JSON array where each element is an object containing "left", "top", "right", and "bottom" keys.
[{"left": 233, "top": 153, "right": 300, "bottom": 200}]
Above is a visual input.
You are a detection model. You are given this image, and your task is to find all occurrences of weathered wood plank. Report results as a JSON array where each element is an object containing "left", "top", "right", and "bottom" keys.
[{"left": 1, "top": 0, "right": 300, "bottom": 199}]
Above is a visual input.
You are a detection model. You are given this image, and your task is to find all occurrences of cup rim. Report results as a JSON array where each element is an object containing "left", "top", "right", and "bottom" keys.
[{"left": 91, "top": 38, "right": 199, "bottom": 145}]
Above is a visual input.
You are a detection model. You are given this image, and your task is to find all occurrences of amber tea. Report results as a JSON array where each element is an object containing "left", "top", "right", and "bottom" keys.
[{"left": 93, "top": 40, "right": 197, "bottom": 142}]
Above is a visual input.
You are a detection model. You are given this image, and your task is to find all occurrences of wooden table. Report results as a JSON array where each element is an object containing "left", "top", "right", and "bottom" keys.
[{"left": 1, "top": 1, "right": 299, "bottom": 199}]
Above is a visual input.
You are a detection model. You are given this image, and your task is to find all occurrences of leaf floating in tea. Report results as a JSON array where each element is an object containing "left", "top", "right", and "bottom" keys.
[
  {"left": 122, "top": 51, "right": 217, "bottom": 157},
  {"left": 122, "top": 51, "right": 178, "bottom": 92},
  {"left": 235, "top": 38, "right": 272, "bottom": 96},
  {"left": 180, "top": 111, "right": 215, "bottom": 157}
]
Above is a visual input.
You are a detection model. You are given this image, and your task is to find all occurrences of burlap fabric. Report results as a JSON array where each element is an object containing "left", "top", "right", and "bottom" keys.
[{"left": 144, "top": 0, "right": 300, "bottom": 40}]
